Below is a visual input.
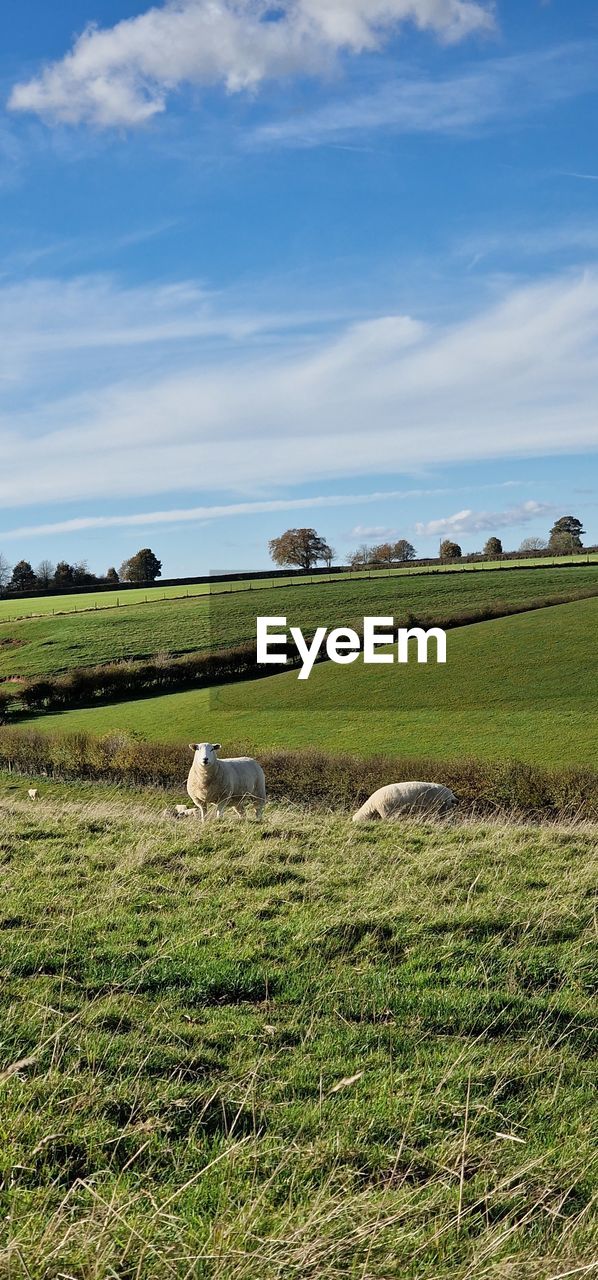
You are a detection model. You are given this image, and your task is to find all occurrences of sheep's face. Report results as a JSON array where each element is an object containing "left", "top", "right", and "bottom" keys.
[{"left": 190, "top": 742, "right": 221, "bottom": 768}]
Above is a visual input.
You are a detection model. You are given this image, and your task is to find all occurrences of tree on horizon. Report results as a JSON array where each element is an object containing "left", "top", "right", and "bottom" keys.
[
  {"left": 269, "top": 528, "right": 332, "bottom": 572},
  {"left": 120, "top": 548, "right": 162, "bottom": 582}
]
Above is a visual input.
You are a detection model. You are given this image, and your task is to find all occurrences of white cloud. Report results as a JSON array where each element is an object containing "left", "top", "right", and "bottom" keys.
[
  {"left": 350, "top": 525, "right": 399, "bottom": 539},
  {"left": 0, "top": 487, "right": 497, "bottom": 539},
  {"left": 1, "top": 269, "right": 598, "bottom": 514},
  {"left": 558, "top": 171, "right": 598, "bottom": 183},
  {"left": 0, "top": 274, "right": 288, "bottom": 356},
  {"left": 456, "top": 220, "right": 598, "bottom": 269},
  {"left": 8, "top": 0, "right": 494, "bottom": 128},
  {"left": 0, "top": 272, "right": 349, "bottom": 398},
  {"left": 1, "top": 481, "right": 530, "bottom": 537},
  {"left": 0, "top": 482, "right": 528, "bottom": 540},
  {"left": 415, "top": 500, "right": 553, "bottom": 538},
  {"left": 251, "top": 43, "right": 596, "bottom": 146},
  {"left": 1, "top": 492, "right": 406, "bottom": 539}
]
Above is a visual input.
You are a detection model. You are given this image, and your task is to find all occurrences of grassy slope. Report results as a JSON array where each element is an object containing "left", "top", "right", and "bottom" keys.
[
  {"left": 0, "top": 575, "right": 323, "bottom": 622},
  {"left": 0, "top": 783, "right": 595, "bottom": 1279},
  {"left": 29, "top": 597, "right": 598, "bottom": 768},
  {"left": 1, "top": 554, "right": 595, "bottom": 622},
  {"left": 1, "top": 563, "right": 597, "bottom": 679}
]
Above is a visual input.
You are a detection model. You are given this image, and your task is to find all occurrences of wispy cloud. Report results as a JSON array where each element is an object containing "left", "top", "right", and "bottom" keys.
[
  {"left": 415, "top": 500, "right": 553, "bottom": 537},
  {"left": 0, "top": 120, "right": 26, "bottom": 189},
  {"left": 0, "top": 273, "right": 351, "bottom": 400},
  {"left": 251, "top": 43, "right": 597, "bottom": 147},
  {"left": 0, "top": 483, "right": 527, "bottom": 540},
  {"left": 455, "top": 221, "right": 598, "bottom": 268},
  {"left": 350, "top": 524, "right": 399, "bottom": 540},
  {"left": 558, "top": 171, "right": 598, "bottom": 182},
  {"left": 8, "top": 0, "right": 494, "bottom": 128},
  {"left": 1, "top": 268, "right": 597, "bottom": 513},
  {"left": 0, "top": 221, "right": 183, "bottom": 279}
]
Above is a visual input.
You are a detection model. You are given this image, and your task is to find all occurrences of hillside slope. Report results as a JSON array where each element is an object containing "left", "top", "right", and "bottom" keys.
[
  {"left": 1, "top": 562, "right": 597, "bottom": 679},
  {"left": 27, "top": 596, "right": 598, "bottom": 767}
]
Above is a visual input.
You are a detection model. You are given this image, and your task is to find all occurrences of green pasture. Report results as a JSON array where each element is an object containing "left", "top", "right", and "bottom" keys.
[
  {"left": 0, "top": 783, "right": 595, "bottom": 1278},
  {"left": 1, "top": 562, "right": 597, "bottom": 679},
  {"left": 25, "top": 596, "right": 598, "bottom": 768},
  {"left": 0, "top": 552, "right": 595, "bottom": 623}
]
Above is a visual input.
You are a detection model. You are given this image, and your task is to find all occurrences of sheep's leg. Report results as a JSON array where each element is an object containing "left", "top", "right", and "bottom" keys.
[
  {"left": 215, "top": 800, "right": 230, "bottom": 819},
  {"left": 253, "top": 799, "right": 265, "bottom": 820},
  {"left": 192, "top": 802, "right": 207, "bottom": 824}
]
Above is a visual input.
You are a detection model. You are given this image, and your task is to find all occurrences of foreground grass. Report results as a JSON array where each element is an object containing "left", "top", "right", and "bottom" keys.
[
  {"left": 0, "top": 785, "right": 596, "bottom": 1278},
  {"left": 29, "top": 597, "right": 598, "bottom": 768},
  {"left": 1, "top": 563, "right": 597, "bottom": 679}
]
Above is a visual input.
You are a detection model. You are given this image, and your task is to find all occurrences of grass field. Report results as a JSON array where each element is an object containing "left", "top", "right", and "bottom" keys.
[
  {"left": 0, "top": 575, "right": 318, "bottom": 622},
  {"left": 27, "top": 597, "right": 598, "bottom": 768},
  {"left": 1, "top": 563, "right": 597, "bottom": 680},
  {"left": 1, "top": 554, "right": 596, "bottom": 623},
  {"left": 0, "top": 781, "right": 596, "bottom": 1278}
]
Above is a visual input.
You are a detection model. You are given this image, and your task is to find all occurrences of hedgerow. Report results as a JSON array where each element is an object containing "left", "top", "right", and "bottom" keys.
[{"left": 0, "top": 726, "right": 596, "bottom": 819}]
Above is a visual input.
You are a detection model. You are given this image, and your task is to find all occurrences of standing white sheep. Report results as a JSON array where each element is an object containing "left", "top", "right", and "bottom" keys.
[
  {"left": 187, "top": 743, "right": 266, "bottom": 822},
  {"left": 352, "top": 781, "right": 458, "bottom": 823}
]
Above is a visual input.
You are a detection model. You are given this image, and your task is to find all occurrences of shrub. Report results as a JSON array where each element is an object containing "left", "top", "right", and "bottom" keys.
[
  {"left": 0, "top": 686, "right": 13, "bottom": 723},
  {"left": 19, "top": 679, "right": 55, "bottom": 711}
]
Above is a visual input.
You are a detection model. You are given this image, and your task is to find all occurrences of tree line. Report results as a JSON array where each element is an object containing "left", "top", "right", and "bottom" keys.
[
  {"left": 268, "top": 517, "right": 588, "bottom": 570},
  {"left": 0, "top": 516, "right": 589, "bottom": 596},
  {"left": 0, "top": 548, "right": 162, "bottom": 595}
]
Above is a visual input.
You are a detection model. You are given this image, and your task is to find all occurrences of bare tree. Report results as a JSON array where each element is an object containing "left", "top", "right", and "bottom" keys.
[
  {"left": 347, "top": 544, "right": 372, "bottom": 570},
  {"left": 322, "top": 545, "right": 336, "bottom": 570},
  {"left": 0, "top": 553, "right": 10, "bottom": 590},
  {"left": 519, "top": 536, "right": 547, "bottom": 552},
  {"left": 36, "top": 559, "right": 55, "bottom": 588}
]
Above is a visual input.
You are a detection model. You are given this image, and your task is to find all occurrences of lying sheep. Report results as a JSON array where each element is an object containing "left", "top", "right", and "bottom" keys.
[
  {"left": 187, "top": 743, "right": 266, "bottom": 822},
  {"left": 353, "top": 781, "right": 458, "bottom": 823}
]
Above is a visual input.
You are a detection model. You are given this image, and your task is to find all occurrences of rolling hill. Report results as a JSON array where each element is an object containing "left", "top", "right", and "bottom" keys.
[
  {"left": 1, "top": 562, "right": 597, "bottom": 680},
  {"left": 23, "top": 595, "right": 598, "bottom": 768}
]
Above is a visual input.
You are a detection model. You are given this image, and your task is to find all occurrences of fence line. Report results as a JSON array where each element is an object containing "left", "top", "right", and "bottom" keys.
[{"left": 0, "top": 554, "right": 597, "bottom": 624}]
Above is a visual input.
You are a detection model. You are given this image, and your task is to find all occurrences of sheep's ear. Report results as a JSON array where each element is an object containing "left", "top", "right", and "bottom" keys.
[
  {"left": 189, "top": 743, "right": 198, "bottom": 752},
  {"left": 212, "top": 743, "right": 221, "bottom": 751}
]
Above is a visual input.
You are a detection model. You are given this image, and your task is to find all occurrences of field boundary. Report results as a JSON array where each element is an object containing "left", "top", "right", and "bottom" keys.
[
  {"left": 1, "top": 730, "right": 597, "bottom": 818},
  {"left": 1, "top": 553, "right": 597, "bottom": 624}
]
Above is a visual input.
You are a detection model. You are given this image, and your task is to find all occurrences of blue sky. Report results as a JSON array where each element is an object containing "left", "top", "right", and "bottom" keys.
[{"left": 1, "top": 0, "right": 597, "bottom": 576}]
